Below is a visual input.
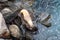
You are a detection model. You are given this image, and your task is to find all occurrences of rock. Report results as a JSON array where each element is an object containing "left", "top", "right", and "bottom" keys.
[
  {"left": 12, "top": 15, "right": 22, "bottom": 26},
  {"left": 25, "top": 32, "right": 33, "bottom": 40},
  {"left": 1, "top": 8, "right": 18, "bottom": 24},
  {"left": 0, "top": 39, "right": 12, "bottom": 40},
  {"left": 39, "top": 12, "right": 51, "bottom": 27},
  {"left": 0, "top": 0, "right": 7, "bottom": 2},
  {"left": 19, "top": 9, "right": 38, "bottom": 32},
  {"left": 1, "top": 8, "right": 12, "bottom": 15},
  {"left": 21, "top": 31, "right": 33, "bottom": 40},
  {"left": 0, "top": 12, "right": 10, "bottom": 38},
  {"left": 39, "top": 12, "right": 50, "bottom": 22},
  {"left": 1, "top": 8, "right": 12, "bottom": 23},
  {"left": 1, "top": 8, "right": 13, "bottom": 18},
  {"left": 9, "top": 24, "right": 22, "bottom": 38},
  {"left": 0, "top": 3, "right": 7, "bottom": 11},
  {"left": 22, "top": 0, "right": 35, "bottom": 7},
  {"left": 41, "top": 19, "right": 51, "bottom": 27},
  {"left": 0, "top": 39, "right": 4, "bottom": 40}
]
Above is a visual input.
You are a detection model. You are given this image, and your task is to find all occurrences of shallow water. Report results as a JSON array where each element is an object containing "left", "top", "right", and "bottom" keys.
[{"left": 32, "top": 0, "right": 60, "bottom": 40}]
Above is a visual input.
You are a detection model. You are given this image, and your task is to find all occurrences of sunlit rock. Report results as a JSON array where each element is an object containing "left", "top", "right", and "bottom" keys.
[{"left": 9, "top": 24, "right": 21, "bottom": 38}]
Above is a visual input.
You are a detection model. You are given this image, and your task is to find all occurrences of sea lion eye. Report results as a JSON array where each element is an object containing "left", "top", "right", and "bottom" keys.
[
  {"left": 20, "top": 12, "right": 24, "bottom": 17},
  {"left": 20, "top": 12, "right": 23, "bottom": 15}
]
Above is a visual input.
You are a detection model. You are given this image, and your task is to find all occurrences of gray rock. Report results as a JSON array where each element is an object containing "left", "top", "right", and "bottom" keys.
[
  {"left": 1, "top": 8, "right": 18, "bottom": 24},
  {"left": 0, "top": 12, "right": 10, "bottom": 38},
  {"left": 39, "top": 12, "right": 51, "bottom": 27},
  {"left": 1, "top": 7, "right": 13, "bottom": 17},
  {"left": 39, "top": 12, "right": 50, "bottom": 22},
  {"left": 0, "top": 0, "right": 7, "bottom": 2}
]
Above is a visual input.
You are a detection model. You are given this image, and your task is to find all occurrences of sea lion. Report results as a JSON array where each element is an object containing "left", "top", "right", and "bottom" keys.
[{"left": 19, "top": 9, "right": 38, "bottom": 32}]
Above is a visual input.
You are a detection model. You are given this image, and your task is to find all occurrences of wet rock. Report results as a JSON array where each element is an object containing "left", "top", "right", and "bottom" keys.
[
  {"left": 19, "top": 9, "right": 38, "bottom": 32},
  {"left": 0, "top": 12, "right": 10, "bottom": 38},
  {"left": 39, "top": 12, "right": 51, "bottom": 27},
  {"left": 22, "top": 0, "right": 35, "bottom": 7},
  {"left": 25, "top": 32, "right": 33, "bottom": 40},
  {"left": 9, "top": 24, "right": 22, "bottom": 38},
  {"left": 41, "top": 19, "right": 51, "bottom": 27},
  {"left": 21, "top": 30, "right": 33, "bottom": 40}
]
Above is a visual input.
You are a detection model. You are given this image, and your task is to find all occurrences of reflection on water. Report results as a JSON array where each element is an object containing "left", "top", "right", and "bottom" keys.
[{"left": 31, "top": 0, "right": 60, "bottom": 40}]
